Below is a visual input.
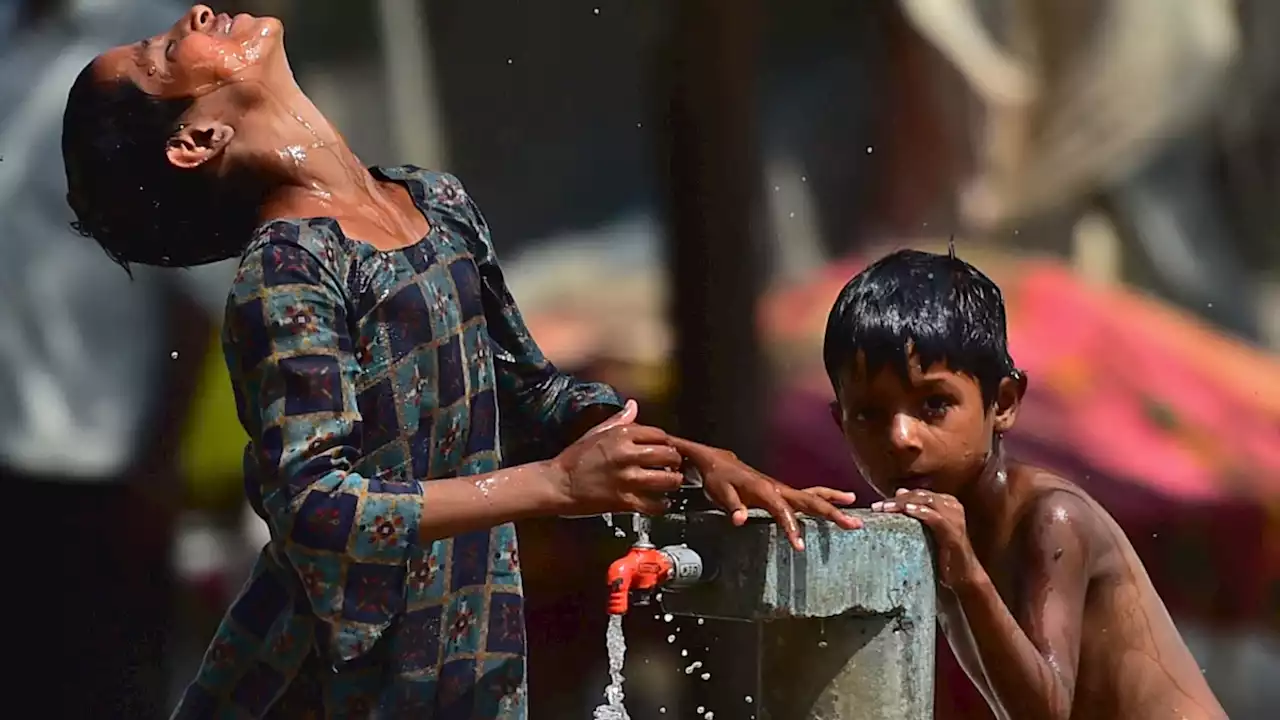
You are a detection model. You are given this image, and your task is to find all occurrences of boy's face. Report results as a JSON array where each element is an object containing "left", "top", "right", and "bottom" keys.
[{"left": 832, "top": 352, "right": 1020, "bottom": 499}]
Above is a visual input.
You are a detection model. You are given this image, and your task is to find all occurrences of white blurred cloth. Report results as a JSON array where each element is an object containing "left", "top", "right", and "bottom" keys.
[
  {"left": 0, "top": 0, "right": 236, "bottom": 481},
  {"left": 900, "top": 0, "right": 1240, "bottom": 229}
]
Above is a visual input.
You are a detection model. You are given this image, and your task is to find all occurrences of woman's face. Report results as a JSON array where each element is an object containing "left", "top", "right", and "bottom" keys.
[{"left": 93, "top": 4, "right": 287, "bottom": 100}]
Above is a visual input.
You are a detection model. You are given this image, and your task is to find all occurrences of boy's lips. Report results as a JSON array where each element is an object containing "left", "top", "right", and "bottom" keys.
[{"left": 893, "top": 472, "right": 934, "bottom": 489}]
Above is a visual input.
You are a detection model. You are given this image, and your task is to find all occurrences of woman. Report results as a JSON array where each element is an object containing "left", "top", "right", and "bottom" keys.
[{"left": 61, "top": 6, "right": 858, "bottom": 718}]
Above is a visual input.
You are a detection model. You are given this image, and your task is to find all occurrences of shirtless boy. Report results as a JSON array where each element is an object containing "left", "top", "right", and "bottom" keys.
[{"left": 822, "top": 249, "right": 1227, "bottom": 720}]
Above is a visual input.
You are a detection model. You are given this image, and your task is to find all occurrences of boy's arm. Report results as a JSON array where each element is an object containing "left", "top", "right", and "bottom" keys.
[
  {"left": 449, "top": 177, "right": 623, "bottom": 459},
  {"left": 949, "top": 491, "right": 1091, "bottom": 720}
]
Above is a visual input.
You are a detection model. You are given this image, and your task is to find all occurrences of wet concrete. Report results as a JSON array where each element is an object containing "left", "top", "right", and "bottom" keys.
[{"left": 652, "top": 509, "right": 936, "bottom": 719}]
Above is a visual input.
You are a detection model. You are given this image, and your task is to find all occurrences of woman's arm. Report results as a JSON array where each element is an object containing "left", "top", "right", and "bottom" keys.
[
  {"left": 433, "top": 175, "right": 625, "bottom": 461},
  {"left": 227, "top": 228, "right": 673, "bottom": 661}
]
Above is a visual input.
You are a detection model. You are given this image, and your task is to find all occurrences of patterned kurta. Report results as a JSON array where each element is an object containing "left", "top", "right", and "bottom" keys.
[{"left": 172, "top": 167, "right": 622, "bottom": 719}]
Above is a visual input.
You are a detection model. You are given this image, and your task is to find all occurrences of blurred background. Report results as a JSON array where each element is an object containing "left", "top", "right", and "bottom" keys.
[{"left": 3, "top": 0, "right": 1278, "bottom": 718}]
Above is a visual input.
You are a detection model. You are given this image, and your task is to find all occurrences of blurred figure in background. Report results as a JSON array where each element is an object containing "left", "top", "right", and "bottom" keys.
[
  {"left": 901, "top": 0, "right": 1264, "bottom": 340},
  {"left": 1, "top": 1, "right": 232, "bottom": 717}
]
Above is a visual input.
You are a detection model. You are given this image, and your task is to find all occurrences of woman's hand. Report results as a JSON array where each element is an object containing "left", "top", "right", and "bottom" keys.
[
  {"left": 551, "top": 400, "right": 685, "bottom": 516},
  {"left": 669, "top": 435, "right": 861, "bottom": 551}
]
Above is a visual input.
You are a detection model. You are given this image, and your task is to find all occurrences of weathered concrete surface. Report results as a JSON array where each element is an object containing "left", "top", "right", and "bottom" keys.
[{"left": 651, "top": 509, "right": 936, "bottom": 720}]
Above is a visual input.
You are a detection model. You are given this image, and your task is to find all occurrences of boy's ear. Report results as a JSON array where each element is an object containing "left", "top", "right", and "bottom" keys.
[{"left": 993, "top": 369, "right": 1027, "bottom": 434}]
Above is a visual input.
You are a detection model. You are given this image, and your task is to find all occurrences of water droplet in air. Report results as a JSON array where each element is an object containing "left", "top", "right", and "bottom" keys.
[
  {"left": 681, "top": 649, "right": 688, "bottom": 657},
  {"left": 663, "top": 613, "right": 673, "bottom": 622},
  {"left": 696, "top": 707, "right": 705, "bottom": 714},
  {"left": 697, "top": 618, "right": 705, "bottom": 625},
  {"left": 866, "top": 146, "right": 874, "bottom": 153},
  {"left": 667, "top": 634, "right": 676, "bottom": 643},
  {"left": 170, "top": 351, "right": 179, "bottom": 359},
  {"left": 659, "top": 709, "right": 667, "bottom": 714},
  {"left": 594, "top": 7, "right": 600, "bottom": 13},
  {"left": 745, "top": 696, "right": 753, "bottom": 703},
  {"left": 818, "top": 640, "right": 829, "bottom": 648},
  {"left": 701, "top": 672, "right": 711, "bottom": 681},
  {"left": 788, "top": 212, "right": 796, "bottom": 218}
]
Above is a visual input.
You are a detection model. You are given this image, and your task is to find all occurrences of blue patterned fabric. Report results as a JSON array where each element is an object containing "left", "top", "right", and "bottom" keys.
[{"left": 171, "top": 167, "right": 622, "bottom": 719}]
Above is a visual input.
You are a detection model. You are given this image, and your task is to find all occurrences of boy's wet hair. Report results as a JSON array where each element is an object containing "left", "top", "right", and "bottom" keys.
[
  {"left": 61, "top": 63, "right": 260, "bottom": 272},
  {"left": 823, "top": 248, "right": 1015, "bottom": 405}
]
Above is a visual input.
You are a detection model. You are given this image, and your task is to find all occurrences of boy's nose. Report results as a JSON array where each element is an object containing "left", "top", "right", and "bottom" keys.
[{"left": 889, "top": 413, "right": 923, "bottom": 453}]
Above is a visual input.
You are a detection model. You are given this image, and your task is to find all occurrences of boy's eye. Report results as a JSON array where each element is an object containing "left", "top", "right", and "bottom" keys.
[
  {"left": 852, "top": 408, "right": 881, "bottom": 424},
  {"left": 165, "top": 40, "right": 178, "bottom": 61},
  {"left": 922, "top": 395, "right": 952, "bottom": 417}
]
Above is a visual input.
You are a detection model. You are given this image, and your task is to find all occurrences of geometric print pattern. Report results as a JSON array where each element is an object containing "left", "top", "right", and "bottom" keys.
[{"left": 170, "top": 167, "right": 622, "bottom": 719}]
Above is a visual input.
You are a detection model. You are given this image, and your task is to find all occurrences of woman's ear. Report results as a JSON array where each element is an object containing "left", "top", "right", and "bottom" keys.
[
  {"left": 165, "top": 120, "right": 234, "bottom": 170},
  {"left": 993, "top": 369, "right": 1027, "bottom": 434}
]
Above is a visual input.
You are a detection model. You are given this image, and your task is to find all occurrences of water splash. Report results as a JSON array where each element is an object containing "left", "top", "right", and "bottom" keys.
[
  {"left": 632, "top": 514, "right": 651, "bottom": 546},
  {"left": 592, "top": 615, "right": 631, "bottom": 720}
]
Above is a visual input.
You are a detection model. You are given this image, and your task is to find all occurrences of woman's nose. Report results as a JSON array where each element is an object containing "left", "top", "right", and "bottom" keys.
[{"left": 186, "top": 5, "right": 215, "bottom": 32}]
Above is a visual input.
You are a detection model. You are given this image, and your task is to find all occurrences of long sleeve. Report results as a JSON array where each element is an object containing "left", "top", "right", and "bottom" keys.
[
  {"left": 223, "top": 226, "right": 423, "bottom": 663},
  {"left": 436, "top": 174, "right": 623, "bottom": 462}
]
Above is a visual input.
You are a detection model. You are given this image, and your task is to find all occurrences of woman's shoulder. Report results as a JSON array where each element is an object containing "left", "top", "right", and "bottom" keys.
[
  {"left": 229, "top": 217, "right": 352, "bottom": 302},
  {"left": 373, "top": 165, "right": 481, "bottom": 223}
]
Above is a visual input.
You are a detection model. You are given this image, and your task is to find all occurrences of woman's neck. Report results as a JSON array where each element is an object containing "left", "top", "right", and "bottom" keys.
[{"left": 250, "top": 90, "right": 391, "bottom": 222}]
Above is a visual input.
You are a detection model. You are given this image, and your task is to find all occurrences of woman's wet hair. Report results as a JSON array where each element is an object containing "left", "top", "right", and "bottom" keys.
[
  {"left": 61, "top": 62, "right": 260, "bottom": 271},
  {"left": 823, "top": 248, "right": 1016, "bottom": 405}
]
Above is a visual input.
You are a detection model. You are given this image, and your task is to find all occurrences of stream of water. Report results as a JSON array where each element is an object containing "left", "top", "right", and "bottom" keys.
[{"left": 592, "top": 614, "right": 631, "bottom": 720}]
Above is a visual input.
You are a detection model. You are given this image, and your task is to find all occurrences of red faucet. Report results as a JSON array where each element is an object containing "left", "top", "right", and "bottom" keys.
[{"left": 606, "top": 542, "right": 706, "bottom": 615}]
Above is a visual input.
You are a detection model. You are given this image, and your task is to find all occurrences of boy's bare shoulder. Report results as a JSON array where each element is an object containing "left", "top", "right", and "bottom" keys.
[{"left": 1007, "top": 462, "right": 1114, "bottom": 557}]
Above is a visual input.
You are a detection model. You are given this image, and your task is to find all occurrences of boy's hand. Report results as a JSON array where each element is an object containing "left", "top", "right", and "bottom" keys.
[
  {"left": 669, "top": 435, "right": 862, "bottom": 552},
  {"left": 872, "top": 488, "right": 978, "bottom": 588},
  {"left": 552, "top": 400, "right": 685, "bottom": 515}
]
